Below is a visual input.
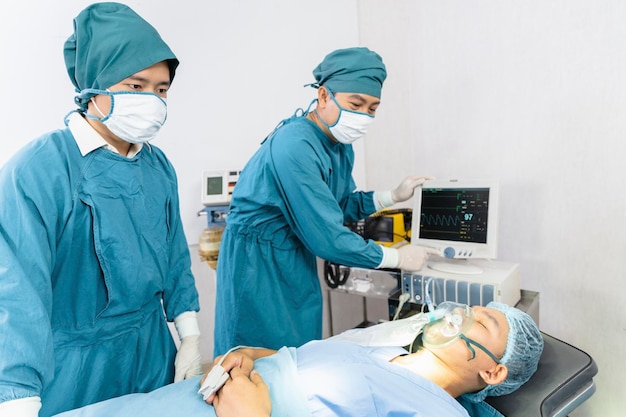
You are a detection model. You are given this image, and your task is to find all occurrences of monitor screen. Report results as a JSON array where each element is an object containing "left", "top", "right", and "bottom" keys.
[
  {"left": 412, "top": 179, "right": 499, "bottom": 260},
  {"left": 201, "top": 170, "right": 240, "bottom": 206},
  {"left": 206, "top": 176, "right": 224, "bottom": 196}
]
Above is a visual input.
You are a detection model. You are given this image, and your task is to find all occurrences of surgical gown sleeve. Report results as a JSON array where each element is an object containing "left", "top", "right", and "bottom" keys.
[
  {"left": 0, "top": 135, "right": 63, "bottom": 403},
  {"left": 334, "top": 166, "right": 376, "bottom": 223},
  {"left": 267, "top": 122, "right": 383, "bottom": 268},
  {"left": 159, "top": 158, "right": 200, "bottom": 321}
]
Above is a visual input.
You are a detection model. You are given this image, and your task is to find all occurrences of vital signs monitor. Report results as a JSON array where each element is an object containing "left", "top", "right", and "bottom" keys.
[{"left": 412, "top": 178, "right": 499, "bottom": 263}]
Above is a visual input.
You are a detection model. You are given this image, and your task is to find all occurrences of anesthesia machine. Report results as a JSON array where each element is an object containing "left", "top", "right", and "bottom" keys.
[{"left": 197, "top": 170, "right": 240, "bottom": 269}]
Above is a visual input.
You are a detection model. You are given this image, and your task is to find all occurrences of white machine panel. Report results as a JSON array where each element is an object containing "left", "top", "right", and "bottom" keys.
[
  {"left": 401, "top": 258, "right": 520, "bottom": 307},
  {"left": 201, "top": 170, "right": 240, "bottom": 206}
]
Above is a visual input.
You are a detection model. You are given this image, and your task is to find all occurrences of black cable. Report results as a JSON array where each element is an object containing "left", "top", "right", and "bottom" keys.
[{"left": 323, "top": 261, "right": 350, "bottom": 289}]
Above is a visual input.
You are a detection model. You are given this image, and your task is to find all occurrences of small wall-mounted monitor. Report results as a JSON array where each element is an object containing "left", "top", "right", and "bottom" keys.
[
  {"left": 201, "top": 170, "right": 240, "bottom": 206},
  {"left": 412, "top": 178, "right": 499, "bottom": 267}
]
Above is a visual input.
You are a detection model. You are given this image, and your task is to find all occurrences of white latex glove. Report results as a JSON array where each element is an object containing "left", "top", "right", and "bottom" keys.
[
  {"left": 396, "top": 244, "right": 438, "bottom": 272},
  {"left": 0, "top": 396, "right": 41, "bottom": 417},
  {"left": 391, "top": 176, "right": 434, "bottom": 203},
  {"left": 174, "top": 335, "right": 203, "bottom": 382},
  {"left": 174, "top": 311, "right": 202, "bottom": 382}
]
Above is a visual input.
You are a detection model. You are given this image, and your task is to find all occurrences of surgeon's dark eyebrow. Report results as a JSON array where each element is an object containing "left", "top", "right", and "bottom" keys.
[
  {"left": 347, "top": 94, "right": 381, "bottom": 106},
  {"left": 126, "top": 75, "right": 171, "bottom": 88}
]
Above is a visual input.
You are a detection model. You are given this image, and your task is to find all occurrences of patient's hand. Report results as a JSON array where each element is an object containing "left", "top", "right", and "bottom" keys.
[
  {"left": 210, "top": 350, "right": 255, "bottom": 377},
  {"left": 213, "top": 367, "right": 271, "bottom": 417},
  {"left": 201, "top": 348, "right": 276, "bottom": 404}
]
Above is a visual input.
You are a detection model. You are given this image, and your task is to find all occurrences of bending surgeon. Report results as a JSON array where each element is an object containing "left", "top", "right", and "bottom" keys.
[
  {"left": 51, "top": 302, "right": 544, "bottom": 417},
  {"left": 0, "top": 3, "right": 201, "bottom": 416},
  {"left": 214, "top": 46, "right": 437, "bottom": 356}
]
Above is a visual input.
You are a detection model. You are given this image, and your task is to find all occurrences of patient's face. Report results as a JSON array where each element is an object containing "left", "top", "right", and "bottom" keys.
[{"left": 456, "top": 306, "right": 509, "bottom": 365}]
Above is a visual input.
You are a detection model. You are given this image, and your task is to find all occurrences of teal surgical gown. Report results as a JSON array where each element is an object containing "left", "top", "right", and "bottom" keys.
[
  {"left": 0, "top": 119, "right": 199, "bottom": 417},
  {"left": 213, "top": 115, "right": 384, "bottom": 355}
]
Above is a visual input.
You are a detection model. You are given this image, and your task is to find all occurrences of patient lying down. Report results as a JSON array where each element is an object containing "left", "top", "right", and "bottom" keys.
[{"left": 53, "top": 302, "right": 543, "bottom": 417}]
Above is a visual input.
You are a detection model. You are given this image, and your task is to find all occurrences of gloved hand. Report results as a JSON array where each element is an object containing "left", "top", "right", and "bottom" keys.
[
  {"left": 391, "top": 175, "right": 434, "bottom": 203},
  {"left": 174, "top": 311, "right": 202, "bottom": 382},
  {"left": 397, "top": 244, "right": 438, "bottom": 271},
  {"left": 174, "top": 334, "right": 203, "bottom": 382},
  {"left": 0, "top": 396, "right": 41, "bottom": 417}
]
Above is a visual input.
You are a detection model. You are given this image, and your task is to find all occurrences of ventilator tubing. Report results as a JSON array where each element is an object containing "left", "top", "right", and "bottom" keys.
[{"left": 329, "top": 309, "right": 446, "bottom": 347}]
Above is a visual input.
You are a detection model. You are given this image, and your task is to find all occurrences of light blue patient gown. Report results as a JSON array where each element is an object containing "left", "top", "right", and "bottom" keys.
[
  {"left": 53, "top": 341, "right": 473, "bottom": 417},
  {"left": 0, "top": 123, "right": 199, "bottom": 416},
  {"left": 214, "top": 116, "right": 384, "bottom": 355}
]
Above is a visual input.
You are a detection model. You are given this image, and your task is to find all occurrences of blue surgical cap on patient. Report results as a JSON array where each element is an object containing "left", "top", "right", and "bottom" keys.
[
  {"left": 462, "top": 302, "right": 544, "bottom": 403},
  {"left": 63, "top": 2, "right": 179, "bottom": 110},
  {"left": 310, "top": 47, "right": 387, "bottom": 98}
]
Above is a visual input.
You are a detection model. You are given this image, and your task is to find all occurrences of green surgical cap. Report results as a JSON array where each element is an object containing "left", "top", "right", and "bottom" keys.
[
  {"left": 462, "top": 302, "right": 544, "bottom": 403},
  {"left": 311, "top": 47, "right": 387, "bottom": 98},
  {"left": 64, "top": 2, "right": 178, "bottom": 109}
]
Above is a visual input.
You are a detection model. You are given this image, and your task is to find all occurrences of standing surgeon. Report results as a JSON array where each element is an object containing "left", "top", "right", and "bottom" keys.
[
  {"left": 0, "top": 3, "right": 202, "bottom": 416},
  {"left": 213, "top": 47, "right": 436, "bottom": 356}
]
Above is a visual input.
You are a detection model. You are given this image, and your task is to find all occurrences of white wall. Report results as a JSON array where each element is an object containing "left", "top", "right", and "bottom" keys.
[{"left": 358, "top": 1, "right": 625, "bottom": 416}]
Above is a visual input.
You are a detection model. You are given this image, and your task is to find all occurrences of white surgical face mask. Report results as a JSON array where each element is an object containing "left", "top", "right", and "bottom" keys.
[
  {"left": 89, "top": 91, "right": 167, "bottom": 144},
  {"left": 318, "top": 91, "right": 375, "bottom": 144}
]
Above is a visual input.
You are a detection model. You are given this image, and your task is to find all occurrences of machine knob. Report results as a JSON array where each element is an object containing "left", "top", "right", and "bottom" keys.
[{"left": 443, "top": 247, "right": 456, "bottom": 259}]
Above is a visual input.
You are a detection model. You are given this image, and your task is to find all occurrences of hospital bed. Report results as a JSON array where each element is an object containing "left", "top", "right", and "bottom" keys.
[{"left": 486, "top": 332, "right": 598, "bottom": 417}]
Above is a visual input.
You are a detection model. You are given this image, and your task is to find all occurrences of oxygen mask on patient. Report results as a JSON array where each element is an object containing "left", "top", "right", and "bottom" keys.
[
  {"left": 423, "top": 302, "right": 502, "bottom": 364},
  {"left": 329, "top": 301, "right": 474, "bottom": 348},
  {"left": 422, "top": 302, "right": 474, "bottom": 348}
]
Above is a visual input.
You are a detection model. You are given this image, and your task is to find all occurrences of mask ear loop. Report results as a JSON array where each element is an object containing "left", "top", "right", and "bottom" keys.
[
  {"left": 459, "top": 334, "right": 502, "bottom": 364},
  {"left": 90, "top": 97, "right": 108, "bottom": 119},
  {"left": 314, "top": 88, "right": 341, "bottom": 130},
  {"left": 83, "top": 90, "right": 114, "bottom": 122}
]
